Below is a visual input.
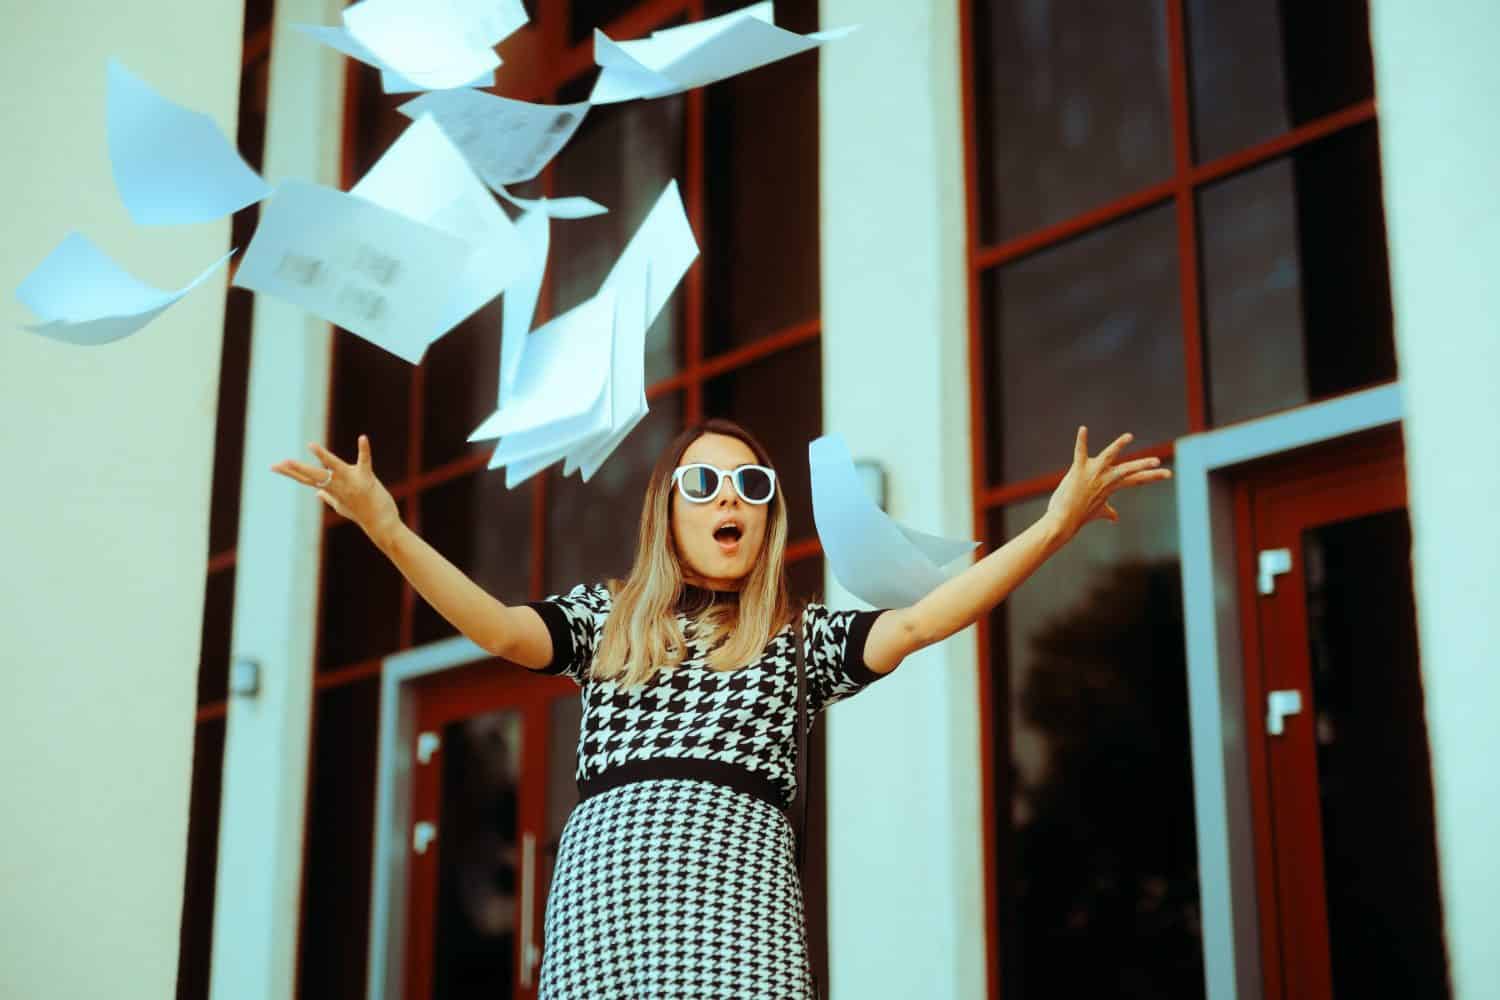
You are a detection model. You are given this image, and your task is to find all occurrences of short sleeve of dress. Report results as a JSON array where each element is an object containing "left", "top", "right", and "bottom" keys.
[
  {"left": 523, "top": 583, "right": 612, "bottom": 683},
  {"left": 801, "top": 603, "right": 891, "bottom": 714}
]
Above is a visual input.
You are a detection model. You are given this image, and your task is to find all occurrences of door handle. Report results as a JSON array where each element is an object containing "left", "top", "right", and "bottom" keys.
[
  {"left": 1266, "top": 689, "right": 1304, "bottom": 736},
  {"left": 412, "top": 820, "right": 437, "bottom": 855},
  {"left": 519, "top": 831, "right": 540, "bottom": 987}
]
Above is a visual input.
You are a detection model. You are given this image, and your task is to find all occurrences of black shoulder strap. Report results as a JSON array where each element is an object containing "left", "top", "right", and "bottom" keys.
[{"left": 792, "top": 609, "right": 809, "bottom": 871}]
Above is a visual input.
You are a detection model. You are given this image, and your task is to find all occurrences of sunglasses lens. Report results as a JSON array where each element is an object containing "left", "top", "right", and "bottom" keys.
[
  {"left": 678, "top": 467, "right": 719, "bottom": 501},
  {"left": 735, "top": 467, "right": 774, "bottom": 502}
]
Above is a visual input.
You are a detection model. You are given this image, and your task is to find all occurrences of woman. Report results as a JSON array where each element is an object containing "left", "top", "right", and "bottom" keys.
[{"left": 272, "top": 418, "right": 1170, "bottom": 998}]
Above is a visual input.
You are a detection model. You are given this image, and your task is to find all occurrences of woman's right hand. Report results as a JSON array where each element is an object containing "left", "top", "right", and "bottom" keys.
[{"left": 271, "top": 434, "right": 401, "bottom": 544}]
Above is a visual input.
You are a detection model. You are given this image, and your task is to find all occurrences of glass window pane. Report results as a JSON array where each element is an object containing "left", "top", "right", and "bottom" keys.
[
  {"left": 1198, "top": 123, "right": 1394, "bottom": 427},
  {"left": 703, "top": 2, "right": 819, "bottom": 353},
  {"left": 297, "top": 677, "right": 380, "bottom": 999},
  {"left": 413, "top": 472, "right": 535, "bottom": 645},
  {"left": 545, "top": 394, "right": 684, "bottom": 594},
  {"left": 198, "top": 566, "right": 234, "bottom": 705},
  {"left": 176, "top": 717, "right": 225, "bottom": 1000},
  {"left": 421, "top": 297, "right": 502, "bottom": 472},
  {"left": 329, "top": 334, "right": 412, "bottom": 482},
  {"left": 981, "top": 204, "right": 1186, "bottom": 486},
  {"left": 1187, "top": 0, "right": 1374, "bottom": 163},
  {"left": 551, "top": 86, "right": 686, "bottom": 385},
  {"left": 702, "top": 342, "right": 821, "bottom": 542},
  {"left": 318, "top": 519, "right": 404, "bottom": 670},
  {"left": 988, "top": 488, "right": 1202, "bottom": 998},
  {"left": 786, "top": 554, "right": 824, "bottom": 607},
  {"left": 209, "top": 289, "right": 253, "bottom": 556},
  {"left": 568, "top": 0, "right": 642, "bottom": 44},
  {"left": 971, "top": 0, "right": 1173, "bottom": 244}
]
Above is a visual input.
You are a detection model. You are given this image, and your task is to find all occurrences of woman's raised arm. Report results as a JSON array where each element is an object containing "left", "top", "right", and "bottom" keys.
[
  {"left": 863, "top": 427, "right": 1172, "bottom": 674},
  {"left": 271, "top": 435, "right": 554, "bottom": 669}
]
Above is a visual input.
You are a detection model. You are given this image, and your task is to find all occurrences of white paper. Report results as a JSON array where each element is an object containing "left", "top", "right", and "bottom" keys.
[
  {"left": 350, "top": 114, "right": 527, "bottom": 337},
  {"left": 468, "top": 289, "right": 614, "bottom": 439},
  {"left": 294, "top": 24, "right": 496, "bottom": 92},
  {"left": 809, "top": 433, "right": 979, "bottom": 609},
  {"left": 15, "top": 232, "right": 233, "bottom": 346},
  {"left": 500, "top": 210, "right": 549, "bottom": 404},
  {"left": 106, "top": 59, "right": 271, "bottom": 225},
  {"left": 590, "top": 2, "right": 856, "bottom": 104},
  {"left": 496, "top": 185, "right": 608, "bottom": 219},
  {"left": 343, "top": 0, "right": 523, "bottom": 91},
  {"left": 564, "top": 179, "right": 698, "bottom": 479},
  {"left": 399, "top": 89, "right": 590, "bottom": 186},
  {"left": 233, "top": 179, "right": 472, "bottom": 363}
]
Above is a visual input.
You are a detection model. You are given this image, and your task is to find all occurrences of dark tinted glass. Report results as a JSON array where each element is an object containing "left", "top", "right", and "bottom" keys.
[
  {"left": 736, "top": 466, "right": 775, "bottom": 502},
  {"left": 989, "top": 488, "right": 1201, "bottom": 998},
  {"left": 569, "top": 0, "right": 645, "bottom": 43},
  {"left": 677, "top": 466, "right": 720, "bottom": 500},
  {"left": 981, "top": 204, "right": 1186, "bottom": 485},
  {"left": 702, "top": 342, "right": 821, "bottom": 541},
  {"left": 176, "top": 718, "right": 225, "bottom": 1000},
  {"left": 198, "top": 566, "right": 234, "bottom": 705},
  {"left": 703, "top": 0, "right": 820, "bottom": 353},
  {"left": 421, "top": 297, "right": 502, "bottom": 472},
  {"left": 318, "top": 519, "right": 404, "bottom": 670},
  {"left": 546, "top": 394, "right": 683, "bottom": 593},
  {"left": 1187, "top": 0, "right": 1374, "bottom": 163},
  {"left": 414, "top": 471, "right": 535, "bottom": 644},
  {"left": 1198, "top": 124, "right": 1394, "bottom": 427},
  {"left": 297, "top": 678, "right": 381, "bottom": 999},
  {"left": 971, "top": 0, "right": 1173, "bottom": 244},
  {"left": 209, "top": 288, "right": 253, "bottom": 555},
  {"left": 551, "top": 84, "right": 686, "bottom": 385},
  {"left": 328, "top": 333, "right": 412, "bottom": 478}
]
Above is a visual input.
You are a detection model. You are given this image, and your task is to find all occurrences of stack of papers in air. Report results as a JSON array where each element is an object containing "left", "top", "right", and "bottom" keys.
[{"left": 468, "top": 180, "right": 699, "bottom": 487}]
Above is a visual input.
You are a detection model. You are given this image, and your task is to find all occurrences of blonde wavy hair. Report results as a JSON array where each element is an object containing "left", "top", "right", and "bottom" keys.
[{"left": 593, "top": 419, "right": 792, "bottom": 686}]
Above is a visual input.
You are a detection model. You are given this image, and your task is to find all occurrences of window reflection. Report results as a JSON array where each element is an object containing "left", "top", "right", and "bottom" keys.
[
  {"left": 981, "top": 205, "right": 1186, "bottom": 486},
  {"left": 1198, "top": 124, "right": 1394, "bottom": 427},
  {"left": 989, "top": 488, "right": 1201, "bottom": 998},
  {"left": 971, "top": 0, "right": 1173, "bottom": 243},
  {"left": 1187, "top": 0, "right": 1374, "bottom": 163},
  {"left": 546, "top": 395, "right": 683, "bottom": 593}
]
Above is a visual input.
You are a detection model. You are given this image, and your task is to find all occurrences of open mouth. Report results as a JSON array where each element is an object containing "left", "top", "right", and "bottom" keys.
[{"left": 713, "top": 521, "right": 743, "bottom": 552}]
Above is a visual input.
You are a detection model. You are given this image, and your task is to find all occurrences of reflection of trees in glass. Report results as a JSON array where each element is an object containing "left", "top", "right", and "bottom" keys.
[{"left": 1008, "top": 558, "right": 1204, "bottom": 999}]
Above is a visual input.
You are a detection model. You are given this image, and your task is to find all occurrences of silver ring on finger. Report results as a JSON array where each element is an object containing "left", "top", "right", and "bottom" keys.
[{"left": 316, "top": 468, "right": 334, "bottom": 489}]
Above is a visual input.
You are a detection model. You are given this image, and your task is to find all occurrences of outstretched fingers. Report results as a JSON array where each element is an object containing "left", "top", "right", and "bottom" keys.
[
  {"left": 307, "top": 441, "right": 350, "bottom": 473},
  {"left": 357, "top": 434, "right": 373, "bottom": 471},
  {"left": 272, "top": 457, "right": 329, "bottom": 487},
  {"left": 1097, "top": 431, "right": 1135, "bottom": 468}
]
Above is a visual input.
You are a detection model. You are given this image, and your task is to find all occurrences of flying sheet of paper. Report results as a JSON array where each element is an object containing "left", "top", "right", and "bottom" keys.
[
  {"left": 590, "top": 1, "right": 856, "bottom": 104},
  {"left": 293, "top": 25, "right": 496, "bottom": 93},
  {"left": 399, "top": 89, "right": 590, "bottom": 186},
  {"left": 106, "top": 59, "right": 271, "bottom": 225},
  {"left": 563, "top": 178, "right": 699, "bottom": 479},
  {"left": 496, "top": 185, "right": 608, "bottom": 220},
  {"left": 233, "top": 179, "right": 472, "bottom": 363},
  {"left": 500, "top": 210, "right": 549, "bottom": 405},
  {"left": 468, "top": 289, "right": 615, "bottom": 442},
  {"left": 15, "top": 232, "right": 233, "bottom": 346},
  {"left": 343, "top": 0, "right": 526, "bottom": 91},
  {"left": 809, "top": 433, "right": 979, "bottom": 609},
  {"left": 350, "top": 114, "right": 527, "bottom": 337}
]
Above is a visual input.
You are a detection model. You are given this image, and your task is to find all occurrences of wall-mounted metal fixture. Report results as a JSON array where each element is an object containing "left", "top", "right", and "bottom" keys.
[{"left": 228, "top": 657, "right": 261, "bottom": 698}]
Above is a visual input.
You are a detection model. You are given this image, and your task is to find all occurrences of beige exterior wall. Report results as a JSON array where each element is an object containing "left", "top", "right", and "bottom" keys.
[{"left": 0, "top": 2, "right": 244, "bottom": 998}]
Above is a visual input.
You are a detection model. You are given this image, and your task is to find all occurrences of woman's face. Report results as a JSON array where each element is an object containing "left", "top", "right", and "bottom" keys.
[{"left": 670, "top": 433, "right": 771, "bottom": 591}]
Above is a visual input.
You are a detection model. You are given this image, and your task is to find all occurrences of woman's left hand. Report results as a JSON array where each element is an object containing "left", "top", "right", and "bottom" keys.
[{"left": 1044, "top": 426, "right": 1173, "bottom": 542}]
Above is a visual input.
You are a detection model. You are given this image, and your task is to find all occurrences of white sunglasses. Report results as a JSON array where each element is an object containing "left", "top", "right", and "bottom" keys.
[{"left": 671, "top": 463, "right": 778, "bottom": 505}]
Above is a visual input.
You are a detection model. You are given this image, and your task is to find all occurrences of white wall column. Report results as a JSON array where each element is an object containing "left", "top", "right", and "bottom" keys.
[
  {"left": 819, "top": 1, "right": 986, "bottom": 997},
  {"left": 0, "top": 4, "right": 241, "bottom": 997},
  {"left": 1368, "top": 4, "right": 1500, "bottom": 996},
  {"left": 208, "top": 2, "right": 345, "bottom": 997}
]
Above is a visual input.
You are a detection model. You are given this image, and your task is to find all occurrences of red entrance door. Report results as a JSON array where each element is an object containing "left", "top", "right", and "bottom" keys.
[
  {"left": 401, "top": 662, "right": 580, "bottom": 1000},
  {"left": 1232, "top": 426, "right": 1448, "bottom": 998}
]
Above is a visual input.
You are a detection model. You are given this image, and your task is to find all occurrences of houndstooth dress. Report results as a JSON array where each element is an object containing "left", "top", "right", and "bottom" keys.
[{"left": 525, "top": 583, "right": 888, "bottom": 1000}]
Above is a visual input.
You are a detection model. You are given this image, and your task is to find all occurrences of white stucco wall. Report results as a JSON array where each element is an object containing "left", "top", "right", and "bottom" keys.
[
  {"left": 1368, "top": 4, "right": 1500, "bottom": 996},
  {"left": 0, "top": 2, "right": 243, "bottom": 997},
  {"left": 820, "top": 1, "right": 988, "bottom": 997}
]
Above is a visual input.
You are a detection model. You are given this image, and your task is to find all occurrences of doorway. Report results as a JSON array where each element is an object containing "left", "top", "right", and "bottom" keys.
[{"left": 1230, "top": 425, "right": 1447, "bottom": 998}]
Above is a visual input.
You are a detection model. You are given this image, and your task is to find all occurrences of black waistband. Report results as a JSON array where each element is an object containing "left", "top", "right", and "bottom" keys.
[{"left": 577, "top": 758, "right": 788, "bottom": 812}]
